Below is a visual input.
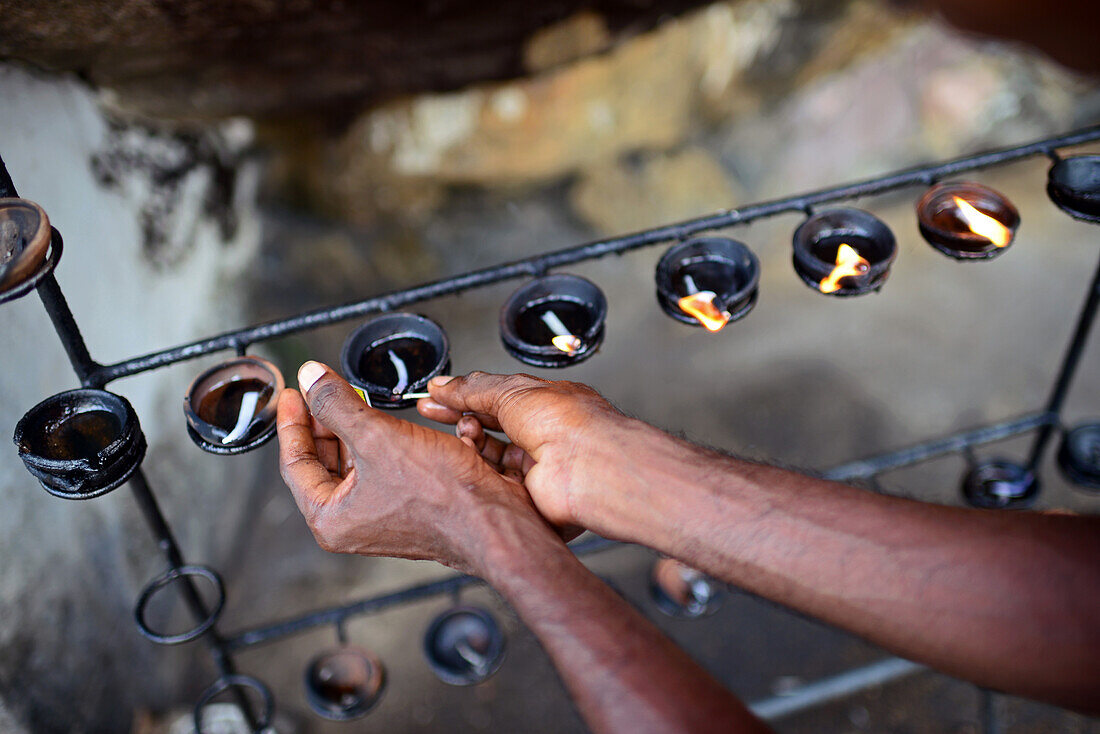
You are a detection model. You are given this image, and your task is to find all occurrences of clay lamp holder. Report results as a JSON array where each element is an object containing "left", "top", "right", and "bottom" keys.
[
  {"left": 1047, "top": 154, "right": 1100, "bottom": 223},
  {"left": 1058, "top": 422, "right": 1100, "bottom": 491},
  {"left": 423, "top": 605, "right": 506, "bottom": 686},
  {"left": 0, "top": 198, "right": 62, "bottom": 305},
  {"left": 500, "top": 274, "right": 607, "bottom": 368},
  {"left": 960, "top": 459, "right": 1038, "bottom": 509},
  {"left": 303, "top": 644, "right": 386, "bottom": 720},
  {"left": 193, "top": 674, "right": 275, "bottom": 734},
  {"left": 792, "top": 208, "right": 897, "bottom": 297},
  {"left": 649, "top": 557, "right": 725, "bottom": 619},
  {"left": 14, "top": 388, "right": 146, "bottom": 499},
  {"left": 916, "top": 182, "right": 1020, "bottom": 260},
  {"left": 184, "top": 356, "right": 284, "bottom": 455},
  {"left": 654, "top": 237, "right": 760, "bottom": 330},
  {"left": 340, "top": 313, "right": 451, "bottom": 409}
]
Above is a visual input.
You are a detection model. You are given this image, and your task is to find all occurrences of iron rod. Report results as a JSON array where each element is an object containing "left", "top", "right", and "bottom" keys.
[
  {"left": 747, "top": 657, "right": 925, "bottom": 721},
  {"left": 224, "top": 535, "right": 621, "bottom": 651},
  {"left": 821, "top": 412, "right": 1053, "bottom": 482},
  {"left": 1026, "top": 251, "right": 1100, "bottom": 471},
  {"left": 127, "top": 469, "right": 258, "bottom": 729},
  {"left": 89, "top": 124, "right": 1100, "bottom": 386}
]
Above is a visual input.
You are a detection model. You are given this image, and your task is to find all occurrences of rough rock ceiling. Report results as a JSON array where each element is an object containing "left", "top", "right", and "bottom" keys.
[{"left": 0, "top": 0, "right": 712, "bottom": 120}]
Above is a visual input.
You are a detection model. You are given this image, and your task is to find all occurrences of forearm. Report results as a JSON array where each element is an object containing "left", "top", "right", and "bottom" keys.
[
  {"left": 475, "top": 507, "right": 768, "bottom": 734},
  {"left": 581, "top": 424, "right": 1100, "bottom": 711}
]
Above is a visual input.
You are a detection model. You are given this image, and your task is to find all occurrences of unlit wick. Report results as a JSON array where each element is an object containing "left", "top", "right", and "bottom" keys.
[
  {"left": 388, "top": 349, "right": 410, "bottom": 395},
  {"left": 540, "top": 309, "right": 582, "bottom": 353},
  {"left": 221, "top": 390, "right": 260, "bottom": 444},
  {"left": 455, "top": 638, "right": 491, "bottom": 677}
]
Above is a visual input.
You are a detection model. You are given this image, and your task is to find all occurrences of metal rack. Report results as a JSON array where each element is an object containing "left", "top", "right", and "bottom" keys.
[{"left": 4, "top": 123, "right": 1099, "bottom": 732}]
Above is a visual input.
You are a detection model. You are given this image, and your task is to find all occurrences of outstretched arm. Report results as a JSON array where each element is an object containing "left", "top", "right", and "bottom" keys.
[
  {"left": 420, "top": 372, "right": 1100, "bottom": 713},
  {"left": 277, "top": 362, "right": 768, "bottom": 734}
]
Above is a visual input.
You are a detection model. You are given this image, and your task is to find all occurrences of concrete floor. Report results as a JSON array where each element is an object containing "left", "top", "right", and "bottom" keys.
[{"left": 211, "top": 150, "right": 1100, "bottom": 733}]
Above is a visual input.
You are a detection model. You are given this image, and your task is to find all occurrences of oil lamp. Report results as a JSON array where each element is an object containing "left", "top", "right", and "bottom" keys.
[
  {"left": 916, "top": 182, "right": 1019, "bottom": 260},
  {"left": 0, "top": 198, "right": 51, "bottom": 295},
  {"left": 960, "top": 460, "right": 1038, "bottom": 509},
  {"left": 792, "top": 208, "right": 896, "bottom": 297},
  {"left": 649, "top": 558, "right": 725, "bottom": 618},
  {"left": 184, "top": 356, "right": 284, "bottom": 454},
  {"left": 1047, "top": 154, "right": 1100, "bottom": 223},
  {"left": 14, "top": 388, "right": 146, "bottom": 499},
  {"left": 1058, "top": 423, "right": 1100, "bottom": 490},
  {"left": 500, "top": 274, "right": 607, "bottom": 368},
  {"left": 304, "top": 644, "right": 386, "bottom": 720},
  {"left": 423, "top": 606, "right": 505, "bottom": 685},
  {"left": 654, "top": 237, "right": 760, "bottom": 331},
  {"left": 340, "top": 313, "right": 450, "bottom": 409}
]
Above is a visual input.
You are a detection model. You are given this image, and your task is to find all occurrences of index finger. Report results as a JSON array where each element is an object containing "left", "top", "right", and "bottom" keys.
[
  {"left": 426, "top": 372, "right": 545, "bottom": 435},
  {"left": 276, "top": 388, "right": 339, "bottom": 511}
]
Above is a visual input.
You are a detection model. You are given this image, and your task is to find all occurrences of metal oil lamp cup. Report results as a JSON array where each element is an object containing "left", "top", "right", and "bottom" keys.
[
  {"left": 792, "top": 208, "right": 897, "bottom": 297},
  {"left": 649, "top": 558, "right": 725, "bottom": 619},
  {"left": 500, "top": 274, "right": 607, "bottom": 368},
  {"left": 1047, "top": 155, "right": 1100, "bottom": 223},
  {"left": 340, "top": 313, "right": 450, "bottom": 410},
  {"left": 961, "top": 460, "right": 1038, "bottom": 510},
  {"left": 655, "top": 237, "right": 759, "bottom": 330},
  {"left": 14, "top": 388, "right": 146, "bottom": 499},
  {"left": 0, "top": 198, "right": 51, "bottom": 294},
  {"left": 423, "top": 606, "right": 506, "bottom": 686},
  {"left": 916, "top": 182, "right": 1019, "bottom": 260},
  {"left": 303, "top": 646, "right": 386, "bottom": 721},
  {"left": 1058, "top": 423, "right": 1100, "bottom": 490},
  {"left": 184, "top": 356, "right": 284, "bottom": 454}
]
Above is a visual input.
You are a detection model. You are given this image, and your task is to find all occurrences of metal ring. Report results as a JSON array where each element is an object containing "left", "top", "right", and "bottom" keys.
[
  {"left": 193, "top": 674, "right": 275, "bottom": 734},
  {"left": 0, "top": 228, "right": 62, "bottom": 306},
  {"left": 134, "top": 565, "right": 226, "bottom": 645}
]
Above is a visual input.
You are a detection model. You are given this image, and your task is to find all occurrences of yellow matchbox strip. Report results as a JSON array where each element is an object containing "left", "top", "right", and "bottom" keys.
[{"left": 352, "top": 387, "right": 372, "bottom": 406}]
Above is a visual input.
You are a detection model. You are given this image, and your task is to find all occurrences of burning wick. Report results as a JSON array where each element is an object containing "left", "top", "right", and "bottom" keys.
[
  {"left": 540, "top": 309, "right": 582, "bottom": 354},
  {"left": 388, "top": 349, "right": 410, "bottom": 395},
  {"left": 952, "top": 196, "right": 1011, "bottom": 247},
  {"left": 819, "top": 243, "right": 870, "bottom": 294},
  {"left": 678, "top": 273, "right": 731, "bottom": 332}
]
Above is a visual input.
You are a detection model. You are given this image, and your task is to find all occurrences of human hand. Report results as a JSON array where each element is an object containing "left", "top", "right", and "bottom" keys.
[
  {"left": 276, "top": 361, "right": 558, "bottom": 576},
  {"left": 417, "top": 372, "right": 670, "bottom": 537}
]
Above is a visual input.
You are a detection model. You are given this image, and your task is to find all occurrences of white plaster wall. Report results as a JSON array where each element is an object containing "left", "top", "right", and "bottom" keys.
[{"left": 0, "top": 64, "right": 262, "bottom": 732}]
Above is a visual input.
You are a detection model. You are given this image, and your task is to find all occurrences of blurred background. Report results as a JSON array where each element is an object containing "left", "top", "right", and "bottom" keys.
[{"left": 1, "top": 1, "right": 1099, "bottom": 731}]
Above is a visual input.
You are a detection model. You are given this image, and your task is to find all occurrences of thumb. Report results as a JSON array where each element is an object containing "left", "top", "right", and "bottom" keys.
[{"left": 297, "top": 361, "right": 371, "bottom": 446}]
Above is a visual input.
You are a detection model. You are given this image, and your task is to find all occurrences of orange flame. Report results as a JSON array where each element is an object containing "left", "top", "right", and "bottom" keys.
[
  {"left": 551, "top": 334, "right": 582, "bottom": 354},
  {"left": 678, "top": 291, "right": 731, "bottom": 332},
  {"left": 952, "top": 196, "right": 1011, "bottom": 247},
  {"left": 819, "top": 243, "right": 869, "bottom": 294}
]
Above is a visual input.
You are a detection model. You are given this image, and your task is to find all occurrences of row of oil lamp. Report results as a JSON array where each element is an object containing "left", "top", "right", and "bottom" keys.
[
  {"left": 171, "top": 178, "right": 1040, "bottom": 456},
  {"left": 181, "top": 558, "right": 723, "bottom": 724},
  {"left": 9, "top": 158, "right": 1100, "bottom": 501}
]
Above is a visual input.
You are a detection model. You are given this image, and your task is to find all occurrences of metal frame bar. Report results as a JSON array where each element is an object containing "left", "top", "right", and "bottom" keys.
[{"left": 5, "top": 123, "right": 1100, "bottom": 731}]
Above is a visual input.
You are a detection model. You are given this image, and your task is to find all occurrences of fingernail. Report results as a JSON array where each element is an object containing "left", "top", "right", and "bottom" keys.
[
  {"left": 420, "top": 398, "right": 444, "bottom": 411},
  {"left": 430, "top": 375, "right": 454, "bottom": 387},
  {"left": 298, "top": 361, "right": 326, "bottom": 393}
]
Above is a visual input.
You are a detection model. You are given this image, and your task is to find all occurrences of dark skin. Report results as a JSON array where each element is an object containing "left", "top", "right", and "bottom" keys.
[{"left": 279, "top": 366, "right": 1100, "bottom": 732}]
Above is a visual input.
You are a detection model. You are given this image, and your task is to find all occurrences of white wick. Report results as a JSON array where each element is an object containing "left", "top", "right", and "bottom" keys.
[
  {"left": 388, "top": 349, "right": 410, "bottom": 395},
  {"left": 221, "top": 390, "right": 260, "bottom": 444},
  {"left": 682, "top": 273, "right": 700, "bottom": 295},
  {"left": 455, "top": 639, "right": 491, "bottom": 676},
  {"left": 540, "top": 309, "right": 571, "bottom": 338}
]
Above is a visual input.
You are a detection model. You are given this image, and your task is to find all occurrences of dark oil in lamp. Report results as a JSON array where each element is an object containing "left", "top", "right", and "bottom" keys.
[
  {"left": 500, "top": 274, "right": 607, "bottom": 368},
  {"left": 792, "top": 208, "right": 896, "bottom": 297},
  {"left": 917, "top": 182, "right": 1019, "bottom": 260},
  {"left": 184, "top": 356, "right": 284, "bottom": 452},
  {"left": 655, "top": 237, "right": 760, "bottom": 331},
  {"left": 341, "top": 313, "right": 450, "bottom": 408},
  {"left": 304, "top": 646, "right": 386, "bottom": 720}
]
